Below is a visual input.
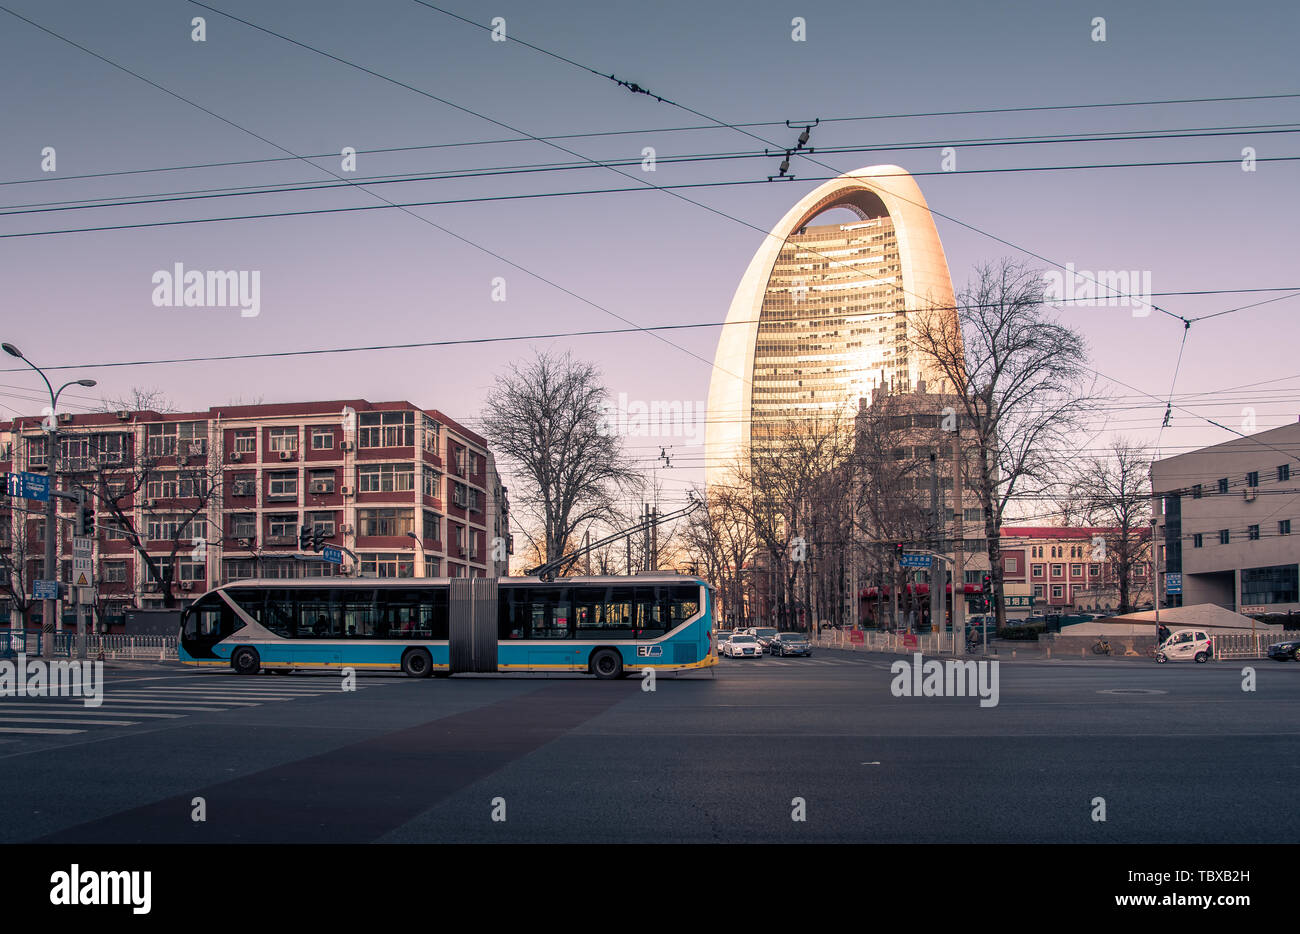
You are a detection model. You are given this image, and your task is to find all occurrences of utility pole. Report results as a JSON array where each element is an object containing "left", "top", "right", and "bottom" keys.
[{"left": 929, "top": 452, "right": 940, "bottom": 635}]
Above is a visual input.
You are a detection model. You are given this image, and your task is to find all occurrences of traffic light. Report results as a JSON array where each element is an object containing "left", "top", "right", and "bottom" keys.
[
  {"left": 310, "top": 528, "right": 326, "bottom": 552},
  {"left": 982, "top": 574, "right": 993, "bottom": 612},
  {"left": 895, "top": 542, "right": 905, "bottom": 562},
  {"left": 75, "top": 491, "right": 94, "bottom": 536},
  {"left": 299, "top": 524, "right": 312, "bottom": 550}
]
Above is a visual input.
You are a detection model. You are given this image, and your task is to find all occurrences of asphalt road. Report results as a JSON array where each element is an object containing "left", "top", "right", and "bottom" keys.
[{"left": 2, "top": 649, "right": 1297, "bottom": 843}]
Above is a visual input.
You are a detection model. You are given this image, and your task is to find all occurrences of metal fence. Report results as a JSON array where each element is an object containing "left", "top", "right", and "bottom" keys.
[
  {"left": 0, "top": 630, "right": 42, "bottom": 657},
  {"left": 814, "top": 630, "right": 958, "bottom": 655},
  {"left": 1210, "top": 632, "right": 1278, "bottom": 660},
  {"left": 50, "top": 632, "right": 179, "bottom": 660}
]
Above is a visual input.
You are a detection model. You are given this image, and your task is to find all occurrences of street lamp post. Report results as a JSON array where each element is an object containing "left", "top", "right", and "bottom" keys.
[
  {"left": 406, "top": 531, "right": 424, "bottom": 577},
  {"left": 1149, "top": 517, "right": 1160, "bottom": 643},
  {"left": 2, "top": 343, "right": 95, "bottom": 658}
]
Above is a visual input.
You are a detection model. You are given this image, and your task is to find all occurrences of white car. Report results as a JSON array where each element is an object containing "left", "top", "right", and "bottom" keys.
[
  {"left": 724, "top": 634, "right": 763, "bottom": 658},
  {"left": 1155, "top": 628, "right": 1213, "bottom": 664}
]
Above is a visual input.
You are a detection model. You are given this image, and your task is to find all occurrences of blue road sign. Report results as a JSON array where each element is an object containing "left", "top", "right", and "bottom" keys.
[
  {"left": 6, "top": 471, "right": 49, "bottom": 502},
  {"left": 900, "top": 553, "right": 932, "bottom": 569},
  {"left": 320, "top": 546, "right": 343, "bottom": 565},
  {"left": 33, "top": 579, "right": 59, "bottom": 600},
  {"left": 1166, "top": 572, "right": 1182, "bottom": 595}
]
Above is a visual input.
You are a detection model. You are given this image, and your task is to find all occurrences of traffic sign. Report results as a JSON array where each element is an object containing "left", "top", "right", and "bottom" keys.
[
  {"left": 33, "top": 579, "right": 58, "bottom": 600},
  {"left": 72, "top": 555, "right": 93, "bottom": 586},
  {"left": 72, "top": 536, "right": 93, "bottom": 558},
  {"left": 320, "top": 546, "right": 343, "bottom": 565},
  {"left": 1166, "top": 572, "right": 1182, "bottom": 595},
  {"left": 6, "top": 471, "right": 49, "bottom": 502},
  {"left": 899, "top": 553, "right": 932, "bottom": 569}
]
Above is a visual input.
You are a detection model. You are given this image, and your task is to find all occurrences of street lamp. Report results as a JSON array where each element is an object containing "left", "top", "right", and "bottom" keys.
[
  {"left": 1149, "top": 516, "right": 1161, "bottom": 642},
  {"left": 3, "top": 343, "right": 97, "bottom": 657},
  {"left": 406, "top": 531, "right": 425, "bottom": 577}
]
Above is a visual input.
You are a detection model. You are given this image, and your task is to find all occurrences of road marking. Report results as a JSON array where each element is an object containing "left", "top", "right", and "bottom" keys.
[
  {"left": 0, "top": 716, "right": 139, "bottom": 726},
  {"left": 98, "top": 701, "right": 244, "bottom": 711},
  {"left": 0, "top": 705, "right": 183, "bottom": 718},
  {"left": 0, "top": 726, "right": 85, "bottom": 735},
  {"left": 103, "top": 695, "right": 263, "bottom": 706}
]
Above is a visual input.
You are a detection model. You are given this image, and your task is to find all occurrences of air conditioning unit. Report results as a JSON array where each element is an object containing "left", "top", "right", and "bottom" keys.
[
  {"left": 341, "top": 524, "right": 354, "bottom": 535},
  {"left": 279, "top": 450, "right": 295, "bottom": 461},
  {"left": 115, "top": 411, "right": 130, "bottom": 421},
  {"left": 341, "top": 486, "right": 354, "bottom": 497},
  {"left": 143, "top": 498, "right": 157, "bottom": 508},
  {"left": 340, "top": 441, "right": 355, "bottom": 452},
  {"left": 180, "top": 581, "right": 193, "bottom": 591},
  {"left": 1244, "top": 487, "right": 1258, "bottom": 502},
  {"left": 58, "top": 413, "right": 73, "bottom": 424},
  {"left": 230, "top": 451, "right": 242, "bottom": 462},
  {"left": 309, "top": 481, "right": 330, "bottom": 494}
]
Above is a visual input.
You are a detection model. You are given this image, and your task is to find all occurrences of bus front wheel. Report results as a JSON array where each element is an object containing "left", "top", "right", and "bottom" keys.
[
  {"left": 401, "top": 648, "right": 434, "bottom": 678},
  {"left": 231, "top": 647, "right": 260, "bottom": 675},
  {"left": 590, "top": 649, "right": 623, "bottom": 680}
]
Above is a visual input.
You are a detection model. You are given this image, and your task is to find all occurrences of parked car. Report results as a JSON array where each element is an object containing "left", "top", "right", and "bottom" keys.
[
  {"left": 1155, "top": 628, "right": 1213, "bottom": 664},
  {"left": 1266, "top": 637, "right": 1300, "bottom": 662},
  {"left": 770, "top": 632, "right": 812, "bottom": 657},
  {"left": 724, "top": 634, "right": 763, "bottom": 658}
]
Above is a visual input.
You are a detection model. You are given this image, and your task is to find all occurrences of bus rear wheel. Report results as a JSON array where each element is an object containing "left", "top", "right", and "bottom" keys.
[
  {"left": 591, "top": 649, "right": 623, "bottom": 680},
  {"left": 231, "top": 647, "right": 260, "bottom": 675},
  {"left": 401, "top": 648, "right": 434, "bottom": 678}
]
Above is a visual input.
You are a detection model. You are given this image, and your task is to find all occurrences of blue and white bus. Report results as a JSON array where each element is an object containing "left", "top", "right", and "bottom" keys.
[{"left": 179, "top": 574, "right": 717, "bottom": 679}]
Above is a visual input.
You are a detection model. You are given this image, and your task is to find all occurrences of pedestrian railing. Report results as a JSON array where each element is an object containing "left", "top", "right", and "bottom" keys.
[
  {"left": 0, "top": 630, "right": 42, "bottom": 657},
  {"left": 50, "top": 632, "right": 179, "bottom": 660},
  {"left": 814, "top": 630, "right": 957, "bottom": 655},
  {"left": 1211, "top": 632, "right": 1275, "bottom": 660}
]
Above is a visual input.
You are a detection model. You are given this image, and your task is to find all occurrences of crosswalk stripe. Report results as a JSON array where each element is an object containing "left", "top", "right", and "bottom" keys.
[
  {"left": 0, "top": 704, "right": 183, "bottom": 718},
  {"left": 0, "top": 726, "right": 85, "bottom": 735},
  {"left": 99, "top": 701, "right": 244, "bottom": 711},
  {"left": 103, "top": 695, "right": 263, "bottom": 706},
  {"left": 107, "top": 693, "right": 291, "bottom": 702},
  {"left": 0, "top": 716, "right": 139, "bottom": 726}
]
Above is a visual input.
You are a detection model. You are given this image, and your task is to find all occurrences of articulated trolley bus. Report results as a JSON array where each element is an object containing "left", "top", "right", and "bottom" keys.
[{"left": 179, "top": 574, "right": 717, "bottom": 678}]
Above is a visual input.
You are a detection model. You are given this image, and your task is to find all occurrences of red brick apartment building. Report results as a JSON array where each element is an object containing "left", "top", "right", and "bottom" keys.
[
  {"left": 0, "top": 400, "right": 510, "bottom": 631},
  {"left": 1000, "top": 526, "right": 1151, "bottom": 614}
]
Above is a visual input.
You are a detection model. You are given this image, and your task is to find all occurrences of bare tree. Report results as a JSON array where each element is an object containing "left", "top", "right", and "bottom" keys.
[
  {"left": 1066, "top": 438, "right": 1152, "bottom": 613},
  {"left": 0, "top": 505, "right": 39, "bottom": 629},
  {"left": 680, "top": 481, "right": 757, "bottom": 628},
  {"left": 481, "top": 351, "right": 636, "bottom": 572},
  {"left": 911, "top": 258, "right": 1095, "bottom": 628},
  {"left": 96, "top": 388, "right": 176, "bottom": 414}
]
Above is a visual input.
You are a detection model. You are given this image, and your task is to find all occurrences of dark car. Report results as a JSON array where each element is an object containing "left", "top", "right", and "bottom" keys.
[
  {"left": 770, "top": 632, "right": 812, "bottom": 657},
  {"left": 1266, "top": 638, "right": 1300, "bottom": 662}
]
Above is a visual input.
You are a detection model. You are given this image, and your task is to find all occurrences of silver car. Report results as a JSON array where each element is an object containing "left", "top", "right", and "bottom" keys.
[{"left": 724, "top": 634, "right": 763, "bottom": 658}]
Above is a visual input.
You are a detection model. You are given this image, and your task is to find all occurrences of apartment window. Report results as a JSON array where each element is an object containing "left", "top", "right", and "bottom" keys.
[
  {"left": 963, "top": 507, "right": 982, "bottom": 523},
  {"left": 267, "top": 514, "right": 297, "bottom": 539},
  {"left": 268, "top": 471, "right": 298, "bottom": 498},
  {"left": 148, "top": 516, "right": 204, "bottom": 541},
  {"left": 307, "top": 512, "right": 335, "bottom": 537},
  {"left": 1033, "top": 584, "right": 1044, "bottom": 599},
  {"left": 1219, "top": 529, "right": 1230, "bottom": 545},
  {"left": 146, "top": 474, "right": 178, "bottom": 499},
  {"left": 358, "top": 411, "right": 414, "bottom": 448},
  {"left": 146, "top": 421, "right": 204, "bottom": 457},
  {"left": 1089, "top": 564, "right": 1101, "bottom": 577},
  {"left": 1032, "top": 564, "right": 1044, "bottom": 578},
  {"left": 1051, "top": 564, "right": 1063, "bottom": 577},
  {"left": 233, "top": 430, "right": 256, "bottom": 454},
  {"left": 1051, "top": 585, "right": 1064, "bottom": 599},
  {"left": 1281, "top": 520, "right": 1292, "bottom": 535},
  {"left": 178, "top": 560, "right": 205, "bottom": 582},
  {"left": 268, "top": 428, "right": 298, "bottom": 453},
  {"left": 1279, "top": 465, "right": 1290, "bottom": 482},
  {"left": 178, "top": 472, "right": 209, "bottom": 499},
  {"left": 102, "top": 562, "right": 128, "bottom": 583},
  {"left": 94, "top": 433, "right": 129, "bottom": 464},
  {"left": 451, "top": 481, "right": 469, "bottom": 509},
  {"left": 1246, "top": 471, "right": 1259, "bottom": 487},
  {"left": 311, "top": 427, "right": 335, "bottom": 450},
  {"left": 423, "top": 471, "right": 441, "bottom": 497},
  {"left": 1217, "top": 478, "right": 1228, "bottom": 494},
  {"left": 1192, "top": 484, "right": 1202, "bottom": 499},
  {"left": 229, "top": 514, "right": 257, "bottom": 539},
  {"left": 1070, "top": 564, "right": 1083, "bottom": 577},
  {"left": 223, "top": 559, "right": 256, "bottom": 581},
  {"left": 423, "top": 510, "right": 441, "bottom": 543},
  {"left": 358, "top": 463, "right": 414, "bottom": 493},
  {"left": 1248, "top": 524, "right": 1260, "bottom": 541},
  {"left": 231, "top": 474, "right": 257, "bottom": 497},
  {"left": 358, "top": 508, "right": 414, "bottom": 537},
  {"left": 455, "top": 525, "right": 466, "bottom": 552},
  {"left": 1193, "top": 533, "right": 1203, "bottom": 548},
  {"left": 1005, "top": 557, "right": 1018, "bottom": 573},
  {"left": 308, "top": 469, "right": 335, "bottom": 494},
  {"left": 360, "top": 552, "right": 414, "bottom": 578},
  {"left": 102, "top": 519, "right": 130, "bottom": 541},
  {"left": 423, "top": 416, "right": 440, "bottom": 454}
]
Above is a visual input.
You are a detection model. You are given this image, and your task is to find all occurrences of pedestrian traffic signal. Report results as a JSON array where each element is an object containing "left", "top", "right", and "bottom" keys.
[
  {"left": 299, "top": 525, "right": 312, "bottom": 550},
  {"left": 310, "top": 528, "right": 326, "bottom": 552},
  {"left": 895, "top": 542, "right": 905, "bottom": 561},
  {"left": 75, "top": 491, "right": 94, "bottom": 536}
]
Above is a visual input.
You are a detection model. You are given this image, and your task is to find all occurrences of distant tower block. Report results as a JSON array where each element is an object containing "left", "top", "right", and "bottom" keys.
[{"left": 705, "top": 165, "right": 958, "bottom": 490}]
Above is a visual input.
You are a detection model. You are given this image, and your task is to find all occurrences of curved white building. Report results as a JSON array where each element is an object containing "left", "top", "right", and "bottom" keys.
[{"left": 705, "top": 164, "right": 958, "bottom": 489}]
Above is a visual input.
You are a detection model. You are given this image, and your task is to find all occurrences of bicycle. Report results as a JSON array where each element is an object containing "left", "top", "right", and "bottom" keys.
[{"left": 1091, "top": 638, "right": 1112, "bottom": 656}]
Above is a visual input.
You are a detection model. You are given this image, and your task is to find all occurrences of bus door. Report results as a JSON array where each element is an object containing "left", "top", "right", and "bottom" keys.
[{"left": 449, "top": 577, "right": 499, "bottom": 673}]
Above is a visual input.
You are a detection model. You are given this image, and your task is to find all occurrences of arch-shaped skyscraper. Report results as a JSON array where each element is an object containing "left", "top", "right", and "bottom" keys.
[{"left": 705, "top": 164, "right": 958, "bottom": 489}]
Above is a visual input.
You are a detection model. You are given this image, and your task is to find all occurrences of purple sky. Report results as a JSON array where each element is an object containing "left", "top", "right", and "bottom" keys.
[{"left": 1, "top": 0, "right": 1297, "bottom": 513}]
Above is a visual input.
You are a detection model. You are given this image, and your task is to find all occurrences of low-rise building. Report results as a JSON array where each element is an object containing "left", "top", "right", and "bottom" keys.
[
  {"left": 1000, "top": 526, "right": 1152, "bottom": 615},
  {"left": 1150, "top": 421, "right": 1300, "bottom": 613}
]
